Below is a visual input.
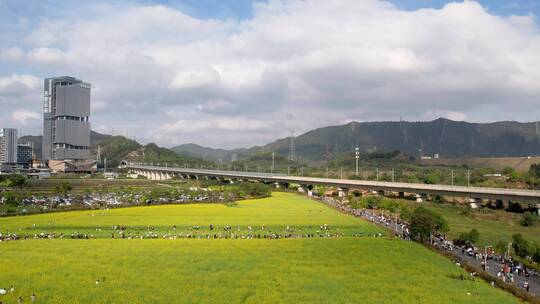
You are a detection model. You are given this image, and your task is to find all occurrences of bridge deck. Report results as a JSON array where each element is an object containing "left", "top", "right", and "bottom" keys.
[{"left": 127, "top": 165, "right": 540, "bottom": 203}]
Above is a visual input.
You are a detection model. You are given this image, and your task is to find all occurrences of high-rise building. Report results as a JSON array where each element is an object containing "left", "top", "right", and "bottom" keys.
[
  {"left": 17, "top": 143, "right": 33, "bottom": 168},
  {"left": 0, "top": 128, "right": 18, "bottom": 164},
  {"left": 42, "top": 76, "right": 91, "bottom": 162}
]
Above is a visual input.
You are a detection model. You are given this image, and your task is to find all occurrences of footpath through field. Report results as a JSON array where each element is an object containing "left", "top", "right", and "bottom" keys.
[{"left": 319, "top": 196, "right": 540, "bottom": 298}]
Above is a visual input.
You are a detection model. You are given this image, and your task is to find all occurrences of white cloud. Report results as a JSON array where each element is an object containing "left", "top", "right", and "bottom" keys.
[
  {"left": 2, "top": 0, "right": 540, "bottom": 147},
  {"left": 0, "top": 74, "right": 40, "bottom": 95},
  {"left": 169, "top": 69, "right": 220, "bottom": 90},
  {"left": 27, "top": 47, "right": 66, "bottom": 64},
  {"left": 11, "top": 109, "right": 40, "bottom": 125},
  {"left": 0, "top": 47, "right": 24, "bottom": 62}
]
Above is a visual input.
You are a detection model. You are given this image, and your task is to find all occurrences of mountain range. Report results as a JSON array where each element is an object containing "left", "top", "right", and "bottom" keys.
[
  {"left": 20, "top": 119, "right": 540, "bottom": 165},
  {"left": 172, "top": 118, "right": 540, "bottom": 162}
]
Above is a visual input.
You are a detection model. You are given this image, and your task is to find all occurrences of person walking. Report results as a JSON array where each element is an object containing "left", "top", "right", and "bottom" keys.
[
  {"left": 524, "top": 280, "right": 529, "bottom": 293},
  {"left": 31, "top": 294, "right": 36, "bottom": 303}
]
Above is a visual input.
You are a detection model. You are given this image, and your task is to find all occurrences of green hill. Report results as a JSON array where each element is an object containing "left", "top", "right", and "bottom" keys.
[
  {"left": 94, "top": 137, "right": 207, "bottom": 168},
  {"left": 20, "top": 131, "right": 206, "bottom": 168},
  {"left": 173, "top": 118, "right": 540, "bottom": 162},
  {"left": 19, "top": 131, "right": 112, "bottom": 160},
  {"left": 171, "top": 143, "right": 231, "bottom": 161}
]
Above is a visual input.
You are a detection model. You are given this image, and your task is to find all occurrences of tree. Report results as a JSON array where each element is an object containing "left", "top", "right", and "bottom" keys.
[
  {"left": 532, "top": 244, "right": 540, "bottom": 264},
  {"left": 0, "top": 174, "right": 26, "bottom": 187},
  {"left": 520, "top": 212, "right": 537, "bottom": 227},
  {"left": 399, "top": 206, "right": 412, "bottom": 222},
  {"left": 512, "top": 233, "right": 531, "bottom": 259},
  {"left": 495, "top": 240, "right": 509, "bottom": 256},
  {"left": 468, "top": 228, "right": 480, "bottom": 243},
  {"left": 365, "top": 196, "right": 382, "bottom": 209},
  {"left": 2, "top": 192, "right": 19, "bottom": 207},
  {"left": 455, "top": 228, "right": 480, "bottom": 246},
  {"left": 410, "top": 207, "right": 448, "bottom": 243},
  {"left": 529, "top": 163, "right": 540, "bottom": 178},
  {"left": 54, "top": 182, "right": 72, "bottom": 197},
  {"left": 238, "top": 183, "right": 271, "bottom": 197}
]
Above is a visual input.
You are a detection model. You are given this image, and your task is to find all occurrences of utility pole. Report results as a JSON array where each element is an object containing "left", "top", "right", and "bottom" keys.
[
  {"left": 467, "top": 169, "right": 471, "bottom": 187},
  {"left": 355, "top": 146, "right": 359, "bottom": 176},
  {"left": 340, "top": 167, "right": 343, "bottom": 179},
  {"left": 392, "top": 168, "right": 395, "bottom": 182},
  {"left": 376, "top": 167, "right": 379, "bottom": 181},
  {"left": 301, "top": 165, "right": 304, "bottom": 176},
  {"left": 326, "top": 166, "right": 329, "bottom": 178},
  {"left": 451, "top": 170, "right": 454, "bottom": 186},
  {"left": 104, "top": 158, "right": 107, "bottom": 174},
  {"left": 288, "top": 166, "right": 290, "bottom": 175}
]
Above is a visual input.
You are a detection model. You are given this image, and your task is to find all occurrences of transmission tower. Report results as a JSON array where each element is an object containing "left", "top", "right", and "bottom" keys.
[
  {"left": 96, "top": 145, "right": 102, "bottom": 165},
  {"left": 439, "top": 117, "right": 447, "bottom": 156},
  {"left": 288, "top": 131, "right": 296, "bottom": 161},
  {"left": 536, "top": 120, "right": 539, "bottom": 144}
]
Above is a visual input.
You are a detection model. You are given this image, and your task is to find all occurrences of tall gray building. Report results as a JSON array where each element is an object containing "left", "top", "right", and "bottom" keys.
[
  {"left": 42, "top": 76, "right": 91, "bottom": 162},
  {"left": 0, "top": 128, "right": 18, "bottom": 164}
]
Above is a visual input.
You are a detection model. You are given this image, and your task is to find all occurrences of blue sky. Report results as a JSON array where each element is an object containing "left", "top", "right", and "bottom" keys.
[
  {"left": 391, "top": 0, "right": 538, "bottom": 16},
  {"left": 137, "top": 0, "right": 540, "bottom": 19},
  {"left": 1, "top": 0, "right": 540, "bottom": 147}
]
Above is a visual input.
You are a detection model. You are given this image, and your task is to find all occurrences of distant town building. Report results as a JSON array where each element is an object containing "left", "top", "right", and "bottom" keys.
[
  {"left": 42, "top": 76, "right": 91, "bottom": 162},
  {"left": 0, "top": 128, "right": 18, "bottom": 164},
  {"left": 17, "top": 143, "right": 33, "bottom": 168},
  {"left": 48, "top": 159, "right": 96, "bottom": 173}
]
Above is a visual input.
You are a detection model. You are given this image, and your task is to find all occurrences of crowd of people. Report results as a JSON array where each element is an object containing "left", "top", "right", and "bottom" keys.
[
  {"left": 0, "top": 285, "right": 35, "bottom": 303},
  {"left": 320, "top": 196, "right": 411, "bottom": 239}
]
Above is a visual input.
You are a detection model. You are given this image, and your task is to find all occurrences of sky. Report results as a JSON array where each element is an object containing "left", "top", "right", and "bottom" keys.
[{"left": 1, "top": 0, "right": 539, "bottom": 148}]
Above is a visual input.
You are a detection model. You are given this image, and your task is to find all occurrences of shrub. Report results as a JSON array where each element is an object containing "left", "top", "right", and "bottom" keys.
[
  {"left": 0, "top": 174, "right": 27, "bottom": 187},
  {"left": 454, "top": 228, "right": 480, "bottom": 245},
  {"left": 495, "top": 240, "right": 509, "bottom": 256},
  {"left": 238, "top": 183, "right": 271, "bottom": 197},
  {"left": 54, "top": 182, "right": 72, "bottom": 196},
  {"left": 410, "top": 207, "right": 448, "bottom": 243},
  {"left": 1, "top": 192, "right": 20, "bottom": 207},
  {"left": 533, "top": 244, "right": 540, "bottom": 265},
  {"left": 468, "top": 228, "right": 480, "bottom": 243},
  {"left": 399, "top": 206, "right": 412, "bottom": 222},
  {"left": 364, "top": 196, "right": 382, "bottom": 209},
  {"left": 512, "top": 234, "right": 531, "bottom": 259},
  {"left": 520, "top": 212, "right": 537, "bottom": 227},
  {"left": 530, "top": 163, "right": 540, "bottom": 178}
]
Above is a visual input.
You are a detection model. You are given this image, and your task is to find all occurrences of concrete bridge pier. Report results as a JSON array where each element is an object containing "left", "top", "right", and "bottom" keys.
[{"left": 338, "top": 187, "right": 349, "bottom": 198}]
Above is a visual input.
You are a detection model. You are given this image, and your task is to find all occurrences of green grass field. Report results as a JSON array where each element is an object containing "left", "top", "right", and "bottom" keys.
[
  {"left": 0, "top": 192, "right": 381, "bottom": 237},
  {"left": 0, "top": 239, "right": 519, "bottom": 304},
  {"left": 0, "top": 193, "right": 521, "bottom": 303}
]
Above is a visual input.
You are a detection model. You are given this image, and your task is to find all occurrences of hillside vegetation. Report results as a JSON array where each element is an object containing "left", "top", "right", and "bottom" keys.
[{"left": 173, "top": 118, "right": 540, "bottom": 162}]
